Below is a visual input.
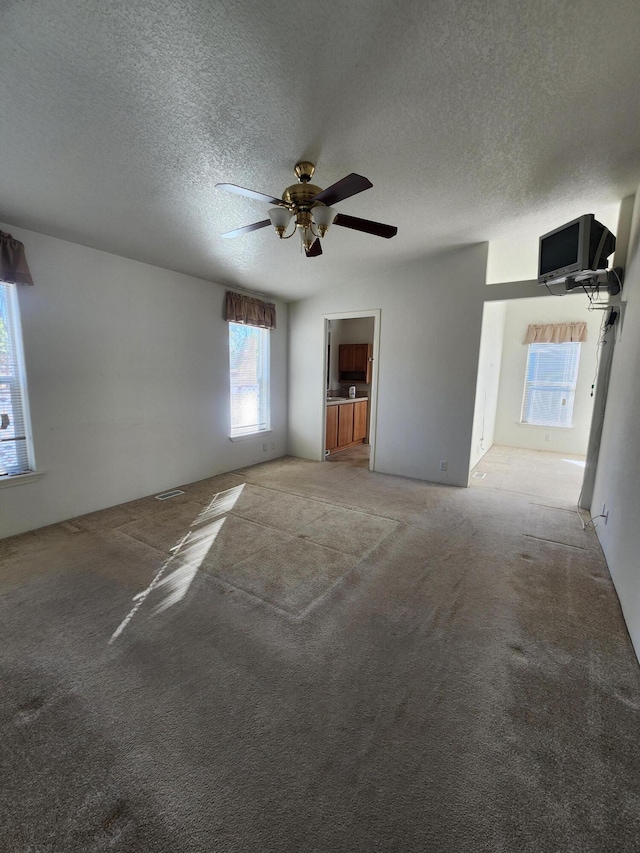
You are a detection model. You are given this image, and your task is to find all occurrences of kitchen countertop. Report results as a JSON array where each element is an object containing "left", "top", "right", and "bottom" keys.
[{"left": 326, "top": 396, "right": 369, "bottom": 406}]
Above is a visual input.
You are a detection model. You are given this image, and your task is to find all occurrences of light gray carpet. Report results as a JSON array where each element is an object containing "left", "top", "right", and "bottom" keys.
[
  {"left": 471, "top": 445, "right": 587, "bottom": 505},
  {"left": 1, "top": 453, "right": 639, "bottom": 852}
]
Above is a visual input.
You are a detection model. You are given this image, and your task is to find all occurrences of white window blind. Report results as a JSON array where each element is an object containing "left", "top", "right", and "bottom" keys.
[
  {"left": 0, "top": 282, "right": 32, "bottom": 475},
  {"left": 521, "top": 342, "right": 581, "bottom": 428},
  {"left": 229, "top": 322, "right": 270, "bottom": 437}
]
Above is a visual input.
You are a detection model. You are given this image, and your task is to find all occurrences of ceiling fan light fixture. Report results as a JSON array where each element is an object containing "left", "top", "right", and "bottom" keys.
[
  {"left": 312, "top": 205, "right": 337, "bottom": 237},
  {"left": 218, "top": 163, "right": 397, "bottom": 256},
  {"left": 268, "top": 207, "right": 293, "bottom": 237}
]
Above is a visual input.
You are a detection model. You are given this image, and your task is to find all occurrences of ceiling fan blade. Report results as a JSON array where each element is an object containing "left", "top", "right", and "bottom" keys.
[
  {"left": 216, "top": 183, "right": 282, "bottom": 205},
  {"left": 310, "top": 173, "right": 373, "bottom": 206},
  {"left": 333, "top": 213, "right": 398, "bottom": 239},
  {"left": 221, "top": 219, "right": 271, "bottom": 239},
  {"left": 305, "top": 238, "right": 323, "bottom": 258}
]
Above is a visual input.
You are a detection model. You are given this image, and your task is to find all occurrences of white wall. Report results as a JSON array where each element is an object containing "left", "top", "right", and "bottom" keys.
[
  {"left": 493, "top": 294, "right": 601, "bottom": 454},
  {"left": 470, "top": 301, "right": 506, "bottom": 468},
  {"left": 0, "top": 223, "right": 287, "bottom": 538},
  {"left": 289, "top": 244, "right": 489, "bottom": 487},
  {"left": 339, "top": 317, "right": 375, "bottom": 346},
  {"left": 592, "top": 189, "right": 640, "bottom": 661}
]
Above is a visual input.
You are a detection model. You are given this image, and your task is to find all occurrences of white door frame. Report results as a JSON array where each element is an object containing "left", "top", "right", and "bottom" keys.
[{"left": 322, "top": 309, "right": 381, "bottom": 471}]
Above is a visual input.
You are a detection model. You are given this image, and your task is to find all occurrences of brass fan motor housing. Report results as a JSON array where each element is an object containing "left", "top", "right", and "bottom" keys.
[{"left": 282, "top": 183, "right": 323, "bottom": 209}]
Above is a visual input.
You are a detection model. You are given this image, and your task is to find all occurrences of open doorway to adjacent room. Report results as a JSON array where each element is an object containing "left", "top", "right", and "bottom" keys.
[
  {"left": 469, "top": 293, "right": 612, "bottom": 508},
  {"left": 322, "top": 310, "right": 380, "bottom": 471}
]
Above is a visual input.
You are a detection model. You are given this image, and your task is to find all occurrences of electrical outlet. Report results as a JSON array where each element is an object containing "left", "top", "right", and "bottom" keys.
[
  {"left": 271, "top": 442, "right": 275, "bottom": 450},
  {"left": 545, "top": 433, "right": 550, "bottom": 442},
  {"left": 602, "top": 503, "right": 609, "bottom": 524},
  {"left": 439, "top": 460, "right": 447, "bottom": 471},
  {"left": 262, "top": 443, "right": 268, "bottom": 452}
]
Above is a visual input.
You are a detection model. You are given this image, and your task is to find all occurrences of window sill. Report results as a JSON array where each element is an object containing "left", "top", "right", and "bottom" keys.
[
  {"left": 229, "top": 429, "right": 272, "bottom": 443},
  {"left": 0, "top": 471, "right": 44, "bottom": 489},
  {"left": 517, "top": 422, "right": 574, "bottom": 430}
]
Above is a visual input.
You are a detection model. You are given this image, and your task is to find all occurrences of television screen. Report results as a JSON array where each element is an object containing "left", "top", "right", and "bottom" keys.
[{"left": 539, "top": 222, "right": 580, "bottom": 277}]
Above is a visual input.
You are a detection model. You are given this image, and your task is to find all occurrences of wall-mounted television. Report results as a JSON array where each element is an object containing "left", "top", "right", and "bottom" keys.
[{"left": 538, "top": 214, "right": 615, "bottom": 285}]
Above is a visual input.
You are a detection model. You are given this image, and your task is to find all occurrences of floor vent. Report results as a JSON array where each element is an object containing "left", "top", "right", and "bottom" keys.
[
  {"left": 472, "top": 472, "right": 487, "bottom": 479},
  {"left": 154, "top": 489, "right": 185, "bottom": 500}
]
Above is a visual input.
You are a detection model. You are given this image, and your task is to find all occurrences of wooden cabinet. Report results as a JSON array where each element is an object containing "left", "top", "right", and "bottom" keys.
[
  {"left": 337, "top": 402, "right": 354, "bottom": 447},
  {"left": 326, "top": 399, "right": 368, "bottom": 453},
  {"left": 338, "top": 345, "right": 355, "bottom": 373},
  {"left": 353, "top": 399, "right": 368, "bottom": 442},
  {"left": 325, "top": 403, "right": 339, "bottom": 451},
  {"left": 338, "top": 343, "right": 372, "bottom": 383}
]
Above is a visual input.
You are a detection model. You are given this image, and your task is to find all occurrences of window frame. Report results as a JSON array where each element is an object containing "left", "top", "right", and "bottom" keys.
[
  {"left": 228, "top": 321, "right": 271, "bottom": 440},
  {"left": 0, "top": 281, "right": 36, "bottom": 479},
  {"left": 520, "top": 341, "right": 581, "bottom": 429}
]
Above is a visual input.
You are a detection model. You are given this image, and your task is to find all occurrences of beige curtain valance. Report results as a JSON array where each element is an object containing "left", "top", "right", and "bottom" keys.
[
  {"left": 0, "top": 231, "right": 33, "bottom": 286},
  {"left": 523, "top": 321, "right": 587, "bottom": 344},
  {"left": 225, "top": 290, "right": 276, "bottom": 329}
]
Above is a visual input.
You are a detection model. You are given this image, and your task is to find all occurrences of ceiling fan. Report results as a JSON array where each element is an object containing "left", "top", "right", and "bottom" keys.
[{"left": 215, "top": 162, "right": 398, "bottom": 257}]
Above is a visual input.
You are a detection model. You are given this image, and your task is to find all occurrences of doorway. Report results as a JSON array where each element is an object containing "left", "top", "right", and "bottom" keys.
[
  {"left": 469, "top": 293, "right": 608, "bottom": 507},
  {"left": 322, "top": 310, "right": 380, "bottom": 472}
]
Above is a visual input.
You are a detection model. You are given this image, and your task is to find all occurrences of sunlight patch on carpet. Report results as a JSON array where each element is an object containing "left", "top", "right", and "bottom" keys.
[
  {"left": 110, "top": 485, "right": 246, "bottom": 641},
  {"left": 110, "top": 483, "right": 399, "bottom": 633}
]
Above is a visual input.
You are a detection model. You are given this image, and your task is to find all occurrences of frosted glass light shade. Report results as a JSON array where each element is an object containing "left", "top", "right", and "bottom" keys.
[
  {"left": 312, "top": 205, "right": 337, "bottom": 237},
  {"left": 301, "top": 227, "right": 314, "bottom": 252},
  {"left": 268, "top": 207, "right": 293, "bottom": 229},
  {"left": 312, "top": 206, "right": 337, "bottom": 228}
]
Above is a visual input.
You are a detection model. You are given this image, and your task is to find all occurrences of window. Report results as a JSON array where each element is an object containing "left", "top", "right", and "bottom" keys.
[
  {"left": 229, "top": 322, "right": 270, "bottom": 438},
  {"left": 0, "top": 282, "right": 33, "bottom": 476},
  {"left": 521, "top": 342, "right": 581, "bottom": 428}
]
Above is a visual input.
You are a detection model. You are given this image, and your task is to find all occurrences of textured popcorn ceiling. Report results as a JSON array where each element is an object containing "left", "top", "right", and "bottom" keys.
[{"left": 1, "top": 1, "right": 639, "bottom": 300}]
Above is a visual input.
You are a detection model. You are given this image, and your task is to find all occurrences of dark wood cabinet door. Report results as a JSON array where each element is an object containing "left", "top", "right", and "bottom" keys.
[
  {"left": 338, "top": 344, "right": 354, "bottom": 373},
  {"left": 338, "top": 343, "right": 372, "bottom": 383},
  {"left": 337, "top": 403, "right": 354, "bottom": 447},
  {"left": 326, "top": 405, "right": 339, "bottom": 451},
  {"left": 353, "top": 400, "right": 368, "bottom": 442},
  {"left": 352, "top": 344, "right": 369, "bottom": 375}
]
